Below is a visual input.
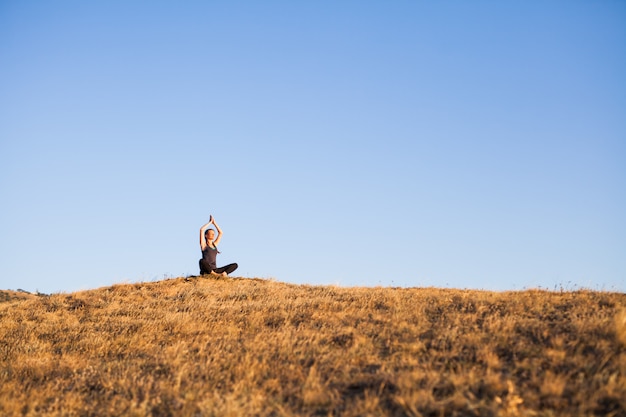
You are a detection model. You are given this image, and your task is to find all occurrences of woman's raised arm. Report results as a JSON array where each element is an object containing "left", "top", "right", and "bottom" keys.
[
  {"left": 199, "top": 216, "right": 213, "bottom": 251},
  {"left": 212, "top": 217, "right": 223, "bottom": 247}
]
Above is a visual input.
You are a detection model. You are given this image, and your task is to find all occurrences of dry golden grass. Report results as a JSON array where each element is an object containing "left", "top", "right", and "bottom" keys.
[
  {"left": 0, "top": 290, "right": 38, "bottom": 303},
  {"left": 1, "top": 277, "right": 625, "bottom": 416}
]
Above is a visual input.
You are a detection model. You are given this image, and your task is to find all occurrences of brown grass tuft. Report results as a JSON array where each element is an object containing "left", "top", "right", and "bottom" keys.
[{"left": 615, "top": 308, "right": 626, "bottom": 347}]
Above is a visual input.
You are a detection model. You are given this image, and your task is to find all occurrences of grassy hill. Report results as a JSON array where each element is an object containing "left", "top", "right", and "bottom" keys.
[{"left": 1, "top": 276, "right": 625, "bottom": 416}]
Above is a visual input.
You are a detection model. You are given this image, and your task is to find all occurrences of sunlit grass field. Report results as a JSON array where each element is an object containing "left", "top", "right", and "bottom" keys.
[{"left": 1, "top": 276, "right": 625, "bottom": 416}]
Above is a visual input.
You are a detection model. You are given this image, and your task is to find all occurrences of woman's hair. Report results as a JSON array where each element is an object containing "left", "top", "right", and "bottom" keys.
[{"left": 204, "top": 228, "right": 220, "bottom": 252}]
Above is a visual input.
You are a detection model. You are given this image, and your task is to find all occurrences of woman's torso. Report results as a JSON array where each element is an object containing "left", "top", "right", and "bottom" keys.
[{"left": 202, "top": 244, "right": 218, "bottom": 269}]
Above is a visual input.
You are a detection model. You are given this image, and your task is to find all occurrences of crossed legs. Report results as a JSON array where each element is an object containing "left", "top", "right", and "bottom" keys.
[{"left": 199, "top": 259, "right": 238, "bottom": 276}]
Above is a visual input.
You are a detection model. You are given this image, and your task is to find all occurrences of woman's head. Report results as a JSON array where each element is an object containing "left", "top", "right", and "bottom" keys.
[{"left": 205, "top": 229, "right": 215, "bottom": 241}]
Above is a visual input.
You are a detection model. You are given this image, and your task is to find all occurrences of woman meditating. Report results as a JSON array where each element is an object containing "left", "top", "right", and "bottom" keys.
[{"left": 199, "top": 216, "right": 238, "bottom": 276}]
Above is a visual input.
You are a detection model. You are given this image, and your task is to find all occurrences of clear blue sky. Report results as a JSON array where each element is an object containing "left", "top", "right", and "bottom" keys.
[{"left": 1, "top": 1, "right": 624, "bottom": 294}]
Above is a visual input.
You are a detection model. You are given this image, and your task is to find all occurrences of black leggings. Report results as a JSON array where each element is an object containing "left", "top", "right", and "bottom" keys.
[{"left": 199, "top": 259, "right": 238, "bottom": 275}]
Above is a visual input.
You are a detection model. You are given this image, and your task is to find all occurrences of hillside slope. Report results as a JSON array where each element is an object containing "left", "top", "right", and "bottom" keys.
[
  {"left": 1, "top": 276, "right": 625, "bottom": 416},
  {"left": 0, "top": 289, "right": 40, "bottom": 303}
]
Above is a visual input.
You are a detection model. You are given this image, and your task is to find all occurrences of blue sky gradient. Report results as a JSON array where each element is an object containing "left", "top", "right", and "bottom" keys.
[{"left": 1, "top": 1, "right": 625, "bottom": 293}]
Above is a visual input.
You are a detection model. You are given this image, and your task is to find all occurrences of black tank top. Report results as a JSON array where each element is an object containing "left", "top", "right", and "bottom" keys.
[{"left": 202, "top": 245, "right": 218, "bottom": 269}]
